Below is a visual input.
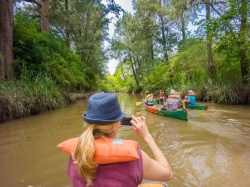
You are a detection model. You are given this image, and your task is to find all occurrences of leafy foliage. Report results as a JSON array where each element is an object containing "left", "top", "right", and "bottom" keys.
[{"left": 13, "top": 13, "right": 91, "bottom": 91}]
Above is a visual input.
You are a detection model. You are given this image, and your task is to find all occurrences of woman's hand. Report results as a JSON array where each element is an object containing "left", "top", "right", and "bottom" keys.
[
  {"left": 130, "top": 116, "right": 173, "bottom": 181},
  {"left": 130, "top": 115, "right": 151, "bottom": 141}
]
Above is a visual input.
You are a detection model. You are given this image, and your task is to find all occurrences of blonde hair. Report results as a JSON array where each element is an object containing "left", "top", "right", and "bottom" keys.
[{"left": 72, "top": 122, "right": 118, "bottom": 186}]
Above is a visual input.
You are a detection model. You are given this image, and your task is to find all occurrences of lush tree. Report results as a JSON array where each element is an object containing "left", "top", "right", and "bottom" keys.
[
  {"left": 189, "top": 0, "right": 225, "bottom": 78},
  {"left": 169, "top": 0, "right": 190, "bottom": 40},
  {"left": 211, "top": 0, "right": 250, "bottom": 84},
  {"left": 134, "top": 0, "right": 180, "bottom": 63},
  {"left": 238, "top": 0, "right": 249, "bottom": 84}
]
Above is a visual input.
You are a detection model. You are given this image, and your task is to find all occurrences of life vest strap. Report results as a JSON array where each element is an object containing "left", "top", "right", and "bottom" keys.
[
  {"left": 168, "top": 95, "right": 179, "bottom": 99},
  {"left": 189, "top": 93, "right": 196, "bottom": 96}
]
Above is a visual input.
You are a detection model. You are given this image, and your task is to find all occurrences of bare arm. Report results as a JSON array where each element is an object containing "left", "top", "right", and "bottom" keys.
[
  {"left": 130, "top": 115, "right": 173, "bottom": 181},
  {"left": 163, "top": 99, "right": 169, "bottom": 107}
]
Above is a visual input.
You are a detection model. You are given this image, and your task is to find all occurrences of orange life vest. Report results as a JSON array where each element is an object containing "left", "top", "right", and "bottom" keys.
[
  {"left": 168, "top": 95, "right": 179, "bottom": 99},
  {"left": 57, "top": 137, "right": 139, "bottom": 164}
]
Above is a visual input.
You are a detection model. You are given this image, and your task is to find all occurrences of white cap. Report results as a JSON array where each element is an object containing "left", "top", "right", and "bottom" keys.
[{"left": 170, "top": 89, "right": 176, "bottom": 95}]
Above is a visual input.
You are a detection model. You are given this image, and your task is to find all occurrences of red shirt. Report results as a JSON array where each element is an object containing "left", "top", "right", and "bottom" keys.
[{"left": 67, "top": 147, "right": 143, "bottom": 187}]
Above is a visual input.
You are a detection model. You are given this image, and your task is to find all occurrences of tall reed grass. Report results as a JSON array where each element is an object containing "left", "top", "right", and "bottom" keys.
[
  {"left": 204, "top": 83, "right": 248, "bottom": 104},
  {"left": 175, "top": 80, "right": 249, "bottom": 104},
  {"left": 0, "top": 74, "right": 67, "bottom": 123}
]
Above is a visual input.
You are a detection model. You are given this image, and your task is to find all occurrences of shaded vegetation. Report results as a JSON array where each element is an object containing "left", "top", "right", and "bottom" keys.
[
  {"left": 13, "top": 13, "right": 91, "bottom": 91},
  {"left": 0, "top": 13, "right": 94, "bottom": 123}
]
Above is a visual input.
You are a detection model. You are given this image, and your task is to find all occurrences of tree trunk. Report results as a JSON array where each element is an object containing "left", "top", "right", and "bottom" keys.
[
  {"left": 41, "top": 0, "right": 50, "bottom": 32},
  {"left": 158, "top": 0, "right": 168, "bottom": 62},
  {"left": 0, "top": 0, "right": 14, "bottom": 80},
  {"left": 205, "top": 1, "right": 215, "bottom": 76},
  {"left": 159, "top": 15, "right": 169, "bottom": 62},
  {"left": 181, "top": 13, "right": 186, "bottom": 40},
  {"left": 129, "top": 51, "right": 139, "bottom": 87},
  {"left": 65, "top": 0, "right": 70, "bottom": 48},
  {"left": 24, "top": 0, "right": 50, "bottom": 32},
  {"left": 239, "top": 0, "right": 249, "bottom": 84}
]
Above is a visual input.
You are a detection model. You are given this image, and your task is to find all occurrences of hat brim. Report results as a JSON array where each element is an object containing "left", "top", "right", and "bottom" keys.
[{"left": 82, "top": 112, "right": 126, "bottom": 125}]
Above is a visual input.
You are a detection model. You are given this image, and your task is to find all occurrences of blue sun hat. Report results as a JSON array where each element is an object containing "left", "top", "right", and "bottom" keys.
[{"left": 83, "top": 93, "right": 125, "bottom": 125}]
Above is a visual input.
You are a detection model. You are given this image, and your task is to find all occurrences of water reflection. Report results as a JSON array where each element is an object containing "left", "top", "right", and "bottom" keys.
[{"left": 0, "top": 93, "right": 249, "bottom": 187}]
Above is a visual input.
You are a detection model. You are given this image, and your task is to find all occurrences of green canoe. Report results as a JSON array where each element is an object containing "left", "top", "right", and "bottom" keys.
[
  {"left": 153, "top": 99, "right": 208, "bottom": 110},
  {"left": 144, "top": 103, "right": 188, "bottom": 121},
  {"left": 152, "top": 99, "right": 163, "bottom": 105},
  {"left": 180, "top": 104, "right": 208, "bottom": 110}
]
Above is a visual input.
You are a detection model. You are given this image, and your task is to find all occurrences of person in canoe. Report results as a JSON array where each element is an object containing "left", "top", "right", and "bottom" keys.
[
  {"left": 183, "top": 90, "right": 196, "bottom": 107},
  {"left": 161, "top": 89, "right": 180, "bottom": 111},
  {"left": 174, "top": 90, "right": 181, "bottom": 105},
  {"left": 156, "top": 90, "right": 166, "bottom": 104},
  {"left": 64, "top": 92, "right": 173, "bottom": 187},
  {"left": 144, "top": 90, "right": 154, "bottom": 105}
]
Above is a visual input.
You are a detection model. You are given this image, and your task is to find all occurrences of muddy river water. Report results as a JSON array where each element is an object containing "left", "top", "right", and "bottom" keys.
[{"left": 0, "top": 93, "right": 249, "bottom": 187}]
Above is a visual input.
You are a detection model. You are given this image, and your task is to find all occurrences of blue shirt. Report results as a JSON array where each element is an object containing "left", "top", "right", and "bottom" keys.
[{"left": 188, "top": 95, "right": 196, "bottom": 105}]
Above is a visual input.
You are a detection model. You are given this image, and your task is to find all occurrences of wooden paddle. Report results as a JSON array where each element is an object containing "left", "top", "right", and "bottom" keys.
[
  {"left": 136, "top": 102, "right": 143, "bottom": 106},
  {"left": 182, "top": 100, "right": 186, "bottom": 109}
]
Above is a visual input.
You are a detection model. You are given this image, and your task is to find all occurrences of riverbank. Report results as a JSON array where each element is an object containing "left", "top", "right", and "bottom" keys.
[
  {"left": 71, "top": 92, "right": 93, "bottom": 100},
  {"left": 0, "top": 89, "right": 93, "bottom": 124},
  {"left": 1, "top": 80, "right": 249, "bottom": 124}
]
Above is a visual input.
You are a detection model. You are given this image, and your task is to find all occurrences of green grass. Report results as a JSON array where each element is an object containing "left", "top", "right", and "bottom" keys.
[{"left": 0, "top": 73, "right": 67, "bottom": 122}]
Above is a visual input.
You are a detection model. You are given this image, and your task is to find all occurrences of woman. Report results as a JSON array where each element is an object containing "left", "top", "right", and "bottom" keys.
[
  {"left": 144, "top": 91, "right": 154, "bottom": 105},
  {"left": 67, "top": 92, "right": 173, "bottom": 187},
  {"left": 158, "top": 90, "right": 166, "bottom": 103},
  {"left": 183, "top": 90, "right": 196, "bottom": 107},
  {"left": 161, "top": 89, "right": 180, "bottom": 111}
]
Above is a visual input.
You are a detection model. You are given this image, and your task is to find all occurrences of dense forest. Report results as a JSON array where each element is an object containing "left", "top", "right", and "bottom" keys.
[{"left": 0, "top": 0, "right": 249, "bottom": 122}]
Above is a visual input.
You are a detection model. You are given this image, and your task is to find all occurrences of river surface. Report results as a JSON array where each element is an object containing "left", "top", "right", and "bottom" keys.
[{"left": 0, "top": 93, "right": 249, "bottom": 187}]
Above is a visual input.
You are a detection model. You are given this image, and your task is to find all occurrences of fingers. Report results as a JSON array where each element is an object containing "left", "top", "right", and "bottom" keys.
[
  {"left": 131, "top": 115, "right": 145, "bottom": 126},
  {"left": 141, "top": 116, "right": 146, "bottom": 122},
  {"left": 131, "top": 116, "right": 148, "bottom": 134},
  {"left": 131, "top": 115, "right": 145, "bottom": 121},
  {"left": 130, "top": 115, "right": 150, "bottom": 140}
]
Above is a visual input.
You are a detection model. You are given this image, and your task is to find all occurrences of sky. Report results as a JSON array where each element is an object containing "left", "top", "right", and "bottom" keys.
[{"left": 107, "top": 0, "right": 134, "bottom": 75}]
